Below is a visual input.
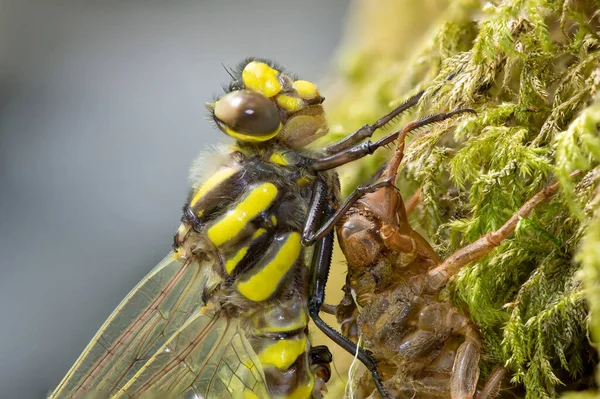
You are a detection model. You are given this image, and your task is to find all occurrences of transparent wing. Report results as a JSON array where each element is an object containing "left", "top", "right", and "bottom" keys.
[
  {"left": 115, "top": 307, "right": 268, "bottom": 399},
  {"left": 50, "top": 252, "right": 267, "bottom": 399}
]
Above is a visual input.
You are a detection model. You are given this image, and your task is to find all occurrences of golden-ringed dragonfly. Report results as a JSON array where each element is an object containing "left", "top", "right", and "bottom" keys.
[{"left": 49, "top": 58, "right": 470, "bottom": 399}]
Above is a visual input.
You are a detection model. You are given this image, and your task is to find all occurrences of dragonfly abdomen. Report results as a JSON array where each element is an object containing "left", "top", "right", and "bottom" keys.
[{"left": 243, "top": 294, "right": 318, "bottom": 399}]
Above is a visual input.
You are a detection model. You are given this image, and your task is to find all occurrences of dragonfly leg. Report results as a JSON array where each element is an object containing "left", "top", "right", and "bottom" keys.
[
  {"left": 301, "top": 178, "right": 395, "bottom": 246},
  {"left": 302, "top": 109, "right": 475, "bottom": 246},
  {"left": 307, "top": 219, "right": 390, "bottom": 399},
  {"left": 323, "top": 69, "right": 463, "bottom": 154},
  {"left": 308, "top": 109, "right": 475, "bottom": 172},
  {"left": 323, "top": 90, "right": 424, "bottom": 153},
  {"left": 302, "top": 184, "right": 390, "bottom": 398}
]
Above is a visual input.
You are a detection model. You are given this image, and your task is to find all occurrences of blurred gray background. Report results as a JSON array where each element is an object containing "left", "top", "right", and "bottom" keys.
[{"left": 0, "top": 1, "right": 349, "bottom": 397}]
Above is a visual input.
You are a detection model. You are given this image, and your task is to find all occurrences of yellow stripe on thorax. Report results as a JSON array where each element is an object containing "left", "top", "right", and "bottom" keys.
[
  {"left": 258, "top": 336, "right": 307, "bottom": 370},
  {"left": 225, "top": 246, "right": 249, "bottom": 274},
  {"left": 237, "top": 232, "right": 301, "bottom": 301},
  {"left": 207, "top": 183, "right": 278, "bottom": 247},
  {"left": 252, "top": 228, "right": 267, "bottom": 239},
  {"left": 190, "top": 166, "right": 237, "bottom": 207}
]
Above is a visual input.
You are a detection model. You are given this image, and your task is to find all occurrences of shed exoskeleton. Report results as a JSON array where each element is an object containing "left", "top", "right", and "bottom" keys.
[{"left": 329, "top": 105, "right": 575, "bottom": 398}]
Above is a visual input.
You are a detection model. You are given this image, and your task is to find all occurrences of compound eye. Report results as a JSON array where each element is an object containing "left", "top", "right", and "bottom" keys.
[{"left": 214, "top": 90, "right": 281, "bottom": 135}]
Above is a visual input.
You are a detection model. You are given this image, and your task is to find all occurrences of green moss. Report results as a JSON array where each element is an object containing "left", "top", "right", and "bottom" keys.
[{"left": 325, "top": 0, "right": 600, "bottom": 396}]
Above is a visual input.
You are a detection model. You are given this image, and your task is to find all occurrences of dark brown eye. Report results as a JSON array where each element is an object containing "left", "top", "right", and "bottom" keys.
[{"left": 214, "top": 90, "right": 281, "bottom": 135}]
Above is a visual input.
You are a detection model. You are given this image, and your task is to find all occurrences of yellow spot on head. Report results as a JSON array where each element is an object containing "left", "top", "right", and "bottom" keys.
[
  {"left": 293, "top": 80, "right": 319, "bottom": 100},
  {"left": 237, "top": 232, "right": 301, "bottom": 301},
  {"left": 269, "top": 152, "right": 288, "bottom": 166},
  {"left": 276, "top": 94, "right": 304, "bottom": 113},
  {"left": 242, "top": 61, "right": 282, "bottom": 98},
  {"left": 208, "top": 183, "right": 278, "bottom": 246},
  {"left": 258, "top": 337, "right": 307, "bottom": 370},
  {"left": 270, "top": 215, "right": 277, "bottom": 226}
]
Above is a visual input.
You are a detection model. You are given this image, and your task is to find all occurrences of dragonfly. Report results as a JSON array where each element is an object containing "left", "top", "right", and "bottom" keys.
[{"left": 49, "top": 58, "right": 472, "bottom": 399}]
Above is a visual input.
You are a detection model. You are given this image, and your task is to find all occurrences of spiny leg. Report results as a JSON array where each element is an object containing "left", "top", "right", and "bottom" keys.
[
  {"left": 324, "top": 69, "right": 463, "bottom": 154},
  {"left": 307, "top": 214, "right": 390, "bottom": 399},
  {"left": 301, "top": 178, "right": 395, "bottom": 246},
  {"left": 301, "top": 178, "right": 389, "bottom": 397},
  {"left": 425, "top": 170, "right": 582, "bottom": 292},
  {"left": 365, "top": 113, "right": 466, "bottom": 263},
  {"left": 302, "top": 109, "right": 476, "bottom": 247},
  {"left": 308, "top": 109, "right": 475, "bottom": 172},
  {"left": 323, "top": 91, "right": 424, "bottom": 154}
]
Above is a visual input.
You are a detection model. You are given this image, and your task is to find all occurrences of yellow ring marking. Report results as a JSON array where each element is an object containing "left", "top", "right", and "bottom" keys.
[
  {"left": 190, "top": 166, "right": 237, "bottom": 207},
  {"left": 242, "top": 61, "right": 282, "bottom": 97},
  {"left": 224, "top": 123, "right": 281, "bottom": 143},
  {"left": 207, "top": 183, "right": 278, "bottom": 247},
  {"left": 276, "top": 94, "right": 304, "bottom": 112},
  {"left": 255, "top": 310, "right": 307, "bottom": 334},
  {"left": 237, "top": 232, "right": 301, "bottom": 301},
  {"left": 293, "top": 80, "right": 319, "bottom": 100},
  {"left": 225, "top": 246, "right": 249, "bottom": 274},
  {"left": 258, "top": 337, "right": 307, "bottom": 370}
]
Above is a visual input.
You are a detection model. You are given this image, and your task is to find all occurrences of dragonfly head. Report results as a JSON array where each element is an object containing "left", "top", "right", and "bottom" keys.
[{"left": 210, "top": 59, "right": 328, "bottom": 149}]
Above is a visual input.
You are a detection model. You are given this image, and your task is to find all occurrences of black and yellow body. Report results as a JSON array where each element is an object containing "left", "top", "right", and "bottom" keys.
[
  {"left": 172, "top": 139, "right": 340, "bottom": 398},
  {"left": 48, "top": 58, "right": 417, "bottom": 399},
  {"left": 168, "top": 60, "right": 339, "bottom": 397}
]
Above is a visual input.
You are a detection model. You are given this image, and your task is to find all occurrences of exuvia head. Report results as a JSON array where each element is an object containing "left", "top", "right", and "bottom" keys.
[{"left": 208, "top": 58, "right": 329, "bottom": 149}]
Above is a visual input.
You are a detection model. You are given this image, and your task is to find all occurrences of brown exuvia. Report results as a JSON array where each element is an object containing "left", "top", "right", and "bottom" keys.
[{"left": 333, "top": 119, "right": 575, "bottom": 398}]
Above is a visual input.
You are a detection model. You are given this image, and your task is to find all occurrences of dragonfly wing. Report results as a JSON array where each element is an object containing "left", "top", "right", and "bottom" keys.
[
  {"left": 50, "top": 252, "right": 215, "bottom": 398},
  {"left": 114, "top": 306, "right": 268, "bottom": 398}
]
